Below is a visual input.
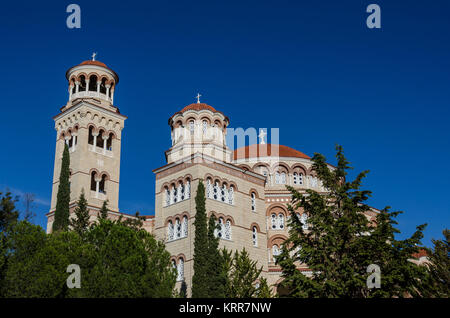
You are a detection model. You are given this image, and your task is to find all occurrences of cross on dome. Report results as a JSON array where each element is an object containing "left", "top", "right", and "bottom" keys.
[
  {"left": 92, "top": 52, "right": 97, "bottom": 61},
  {"left": 258, "top": 129, "right": 267, "bottom": 145},
  {"left": 196, "top": 93, "right": 202, "bottom": 104}
]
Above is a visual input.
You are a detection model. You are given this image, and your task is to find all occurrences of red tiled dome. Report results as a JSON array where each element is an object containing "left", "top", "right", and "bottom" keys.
[
  {"left": 233, "top": 144, "right": 310, "bottom": 160},
  {"left": 170, "top": 103, "right": 229, "bottom": 122},
  {"left": 180, "top": 103, "right": 217, "bottom": 113},
  {"left": 79, "top": 60, "right": 108, "bottom": 68}
]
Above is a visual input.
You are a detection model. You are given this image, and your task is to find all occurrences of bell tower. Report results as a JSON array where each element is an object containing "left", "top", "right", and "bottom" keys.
[{"left": 47, "top": 56, "right": 127, "bottom": 232}]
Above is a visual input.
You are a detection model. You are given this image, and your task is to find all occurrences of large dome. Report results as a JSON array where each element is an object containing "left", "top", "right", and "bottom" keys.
[{"left": 233, "top": 144, "right": 310, "bottom": 160}]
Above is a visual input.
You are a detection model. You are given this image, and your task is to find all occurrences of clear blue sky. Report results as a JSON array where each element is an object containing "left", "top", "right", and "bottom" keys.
[{"left": 0, "top": 0, "right": 448, "bottom": 246}]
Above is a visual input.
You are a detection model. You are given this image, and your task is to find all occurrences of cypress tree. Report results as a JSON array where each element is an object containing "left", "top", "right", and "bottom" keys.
[
  {"left": 69, "top": 189, "right": 90, "bottom": 235},
  {"left": 206, "top": 214, "right": 227, "bottom": 297},
  {"left": 192, "top": 180, "right": 208, "bottom": 298},
  {"left": 53, "top": 143, "right": 71, "bottom": 232},
  {"left": 98, "top": 199, "right": 109, "bottom": 220}
]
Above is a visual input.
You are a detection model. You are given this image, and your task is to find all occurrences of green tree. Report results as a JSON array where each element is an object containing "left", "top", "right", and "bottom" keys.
[
  {"left": 1, "top": 220, "right": 176, "bottom": 298},
  {"left": 192, "top": 180, "right": 209, "bottom": 297},
  {"left": 425, "top": 229, "right": 450, "bottom": 297},
  {"left": 257, "top": 278, "right": 273, "bottom": 298},
  {"left": 53, "top": 143, "right": 71, "bottom": 232},
  {"left": 0, "top": 191, "right": 19, "bottom": 232},
  {"left": 223, "top": 248, "right": 265, "bottom": 298},
  {"left": 0, "top": 191, "right": 20, "bottom": 295},
  {"left": 81, "top": 219, "right": 176, "bottom": 297},
  {"left": 277, "top": 145, "right": 428, "bottom": 298},
  {"left": 206, "top": 214, "right": 227, "bottom": 297},
  {"left": 1, "top": 221, "right": 90, "bottom": 298},
  {"left": 69, "top": 189, "right": 90, "bottom": 236},
  {"left": 98, "top": 199, "right": 109, "bottom": 220}
]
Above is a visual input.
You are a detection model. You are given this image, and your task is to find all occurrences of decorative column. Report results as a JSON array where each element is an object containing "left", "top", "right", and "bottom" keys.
[
  {"left": 72, "top": 133, "right": 77, "bottom": 151},
  {"left": 106, "top": 84, "right": 111, "bottom": 101},
  {"left": 69, "top": 85, "right": 73, "bottom": 100},
  {"left": 102, "top": 134, "right": 108, "bottom": 154},
  {"left": 75, "top": 81, "right": 80, "bottom": 94},
  {"left": 92, "top": 132, "right": 99, "bottom": 151},
  {"left": 96, "top": 81, "right": 101, "bottom": 97},
  {"left": 85, "top": 79, "right": 90, "bottom": 94},
  {"left": 110, "top": 86, "right": 115, "bottom": 104},
  {"left": 95, "top": 176, "right": 101, "bottom": 198}
]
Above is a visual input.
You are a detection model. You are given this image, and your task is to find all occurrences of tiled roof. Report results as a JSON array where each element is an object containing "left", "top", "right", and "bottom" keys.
[
  {"left": 79, "top": 60, "right": 108, "bottom": 68},
  {"left": 233, "top": 144, "right": 310, "bottom": 160},
  {"left": 170, "top": 103, "right": 229, "bottom": 121}
]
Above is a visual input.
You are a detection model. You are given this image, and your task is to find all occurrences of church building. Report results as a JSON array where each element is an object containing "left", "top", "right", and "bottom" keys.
[{"left": 47, "top": 58, "right": 379, "bottom": 296}]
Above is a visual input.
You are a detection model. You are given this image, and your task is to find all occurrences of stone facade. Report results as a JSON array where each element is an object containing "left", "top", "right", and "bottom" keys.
[{"left": 47, "top": 58, "right": 378, "bottom": 296}]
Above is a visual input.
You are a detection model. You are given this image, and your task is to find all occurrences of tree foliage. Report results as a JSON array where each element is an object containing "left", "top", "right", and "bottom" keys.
[
  {"left": 98, "top": 199, "right": 109, "bottom": 220},
  {"left": 1, "top": 219, "right": 176, "bottom": 297},
  {"left": 69, "top": 189, "right": 90, "bottom": 236},
  {"left": 192, "top": 180, "right": 209, "bottom": 298},
  {"left": 425, "top": 229, "right": 450, "bottom": 297},
  {"left": 221, "top": 248, "right": 267, "bottom": 298},
  {"left": 277, "top": 145, "right": 429, "bottom": 297},
  {"left": 53, "top": 143, "right": 71, "bottom": 232}
]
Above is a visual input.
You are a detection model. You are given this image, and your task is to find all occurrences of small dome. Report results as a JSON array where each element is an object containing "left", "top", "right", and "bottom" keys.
[
  {"left": 79, "top": 60, "right": 108, "bottom": 68},
  {"left": 233, "top": 144, "right": 310, "bottom": 160},
  {"left": 170, "top": 103, "right": 229, "bottom": 122}
]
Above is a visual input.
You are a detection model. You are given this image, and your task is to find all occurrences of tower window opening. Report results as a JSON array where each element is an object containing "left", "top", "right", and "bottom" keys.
[
  {"left": 89, "top": 75, "right": 98, "bottom": 92},
  {"left": 106, "top": 133, "right": 113, "bottom": 150},
  {"left": 79, "top": 75, "right": 86, "bottom": 92},
  {"left": 96, "top": 130, "right": 105, "bottom": 148},
  {"left": 90, "top": 171, "right": 97, "bottom": 191},
  {"left": 100, "top": 78, "right": 107, "bottom": 94},
  {"left": 99, "top": 174, "right": 107, "bottom": 194},
  {"left": 88, "top": 127, "right": 94, "bottom": 145}
]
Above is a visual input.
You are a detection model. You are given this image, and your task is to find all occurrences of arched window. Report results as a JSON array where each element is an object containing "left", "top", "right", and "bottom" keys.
[
  {"left": 79, "top": 75, "right": 86, "bottom": 92},
  {"left": 298, "top": 173, "right": 303, "bottom": 185},
  {"left": 185, "top": 179, "right": 191, "bottom": 199},
  {"left": 293, "top": 172, "right": 298, "bottom": 184},
  {"left": 99, "top": 174, "right": 106, "bottom": 194},
  {"left": 173, "top": 184, "right": 178, "bottom": 203},
  {"left": 206, "top": 179, "right": 213, "bottom": 199},
  {"left": 177, "top": 182, "right": 183, "bottom": 202},
  {"left": 100, "top": 78, "right": 107, "bottom": 94},
  {"left": 280, "top": 172, "right": 287, "bottom": 184},
  {"left": 224, "top": 220, "right": 231, "bottom": 240},
  {"left": 272, "top": 245, "right": 280, "bottom": 262},
  {"left": 271, "top": 213, "right": 277, "bottom": 230},
  {"left": 221, "top": 184, "right": 228, "bottom": 203},
  {"left": 275, "top": 172, "right": 280, "bottom": 184},
  {"left": 90, "top": 171, "right": 97, "bottom": 191},
  {"left": 88, "top": 126, "right": 95, "bottom": 145},
  {"left": 228, "top": 186, "right": 234, "bottom": 205},
  {"left": 214, "top": 181, "right": 220, "bottom": 201},
  {"left": 89, "top": 75, "right": 98, "bottom": 91},
  {"left": 177, "top": 258, "right": 184, "bottom": 281},
  {"left": 278, "top": 214, "right": 285, "bottom": 230},
  {"left": 215, "top": 217, "right": 224, "bottom": 239},
  {"left": 252, "top": 226, "right": 258, "bottom": 247},
  {"left": 189, "top": 120, "right": 195, "bottom": 135},
  {"left": 167, "top": 221, "right": 174, "bottom": 241},
  {"left": 96, "top": 129, "right": 105, "bottom": 148},
  {"left": 164, "top": 187, "right": 170, "bottom": 207},
  {"left": 182, "top": 216, "right": 188, "bottom": 237},
  {"left": 106, "top": 133, "right": 113, "bottom": 151},
  {"left": 175, "top": 218, "right": 182, "bottom": 239},
  {"left": 251, "top": 192, "right": 256, "bottom": 211},
  {"left": 202, "top": 120, "right": 207, "bottom": 135}
]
